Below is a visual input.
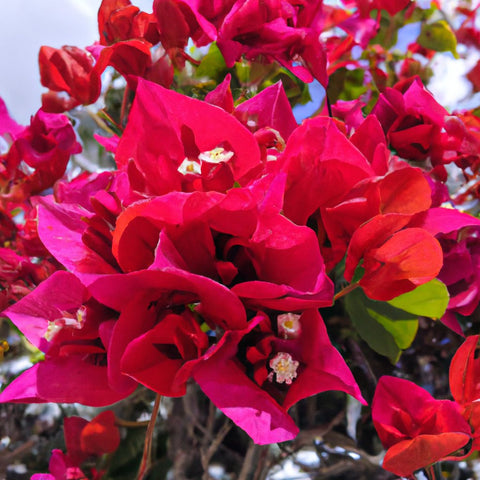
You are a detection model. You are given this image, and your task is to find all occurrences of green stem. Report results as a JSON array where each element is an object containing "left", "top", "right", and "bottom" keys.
[{"left": 136, "top": 393, "right": 162, "bottom": 480}]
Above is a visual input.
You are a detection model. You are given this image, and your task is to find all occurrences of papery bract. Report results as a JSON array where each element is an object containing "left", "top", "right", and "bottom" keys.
[
  {"left": 3, "top": 109, "right": 81, "bottom": 201},
  {"left": 98, "top": 0, "right": 160, "bottom": 45},
  {"left": 0, "top": 271, "right": 133, "bottom": 405},
  {"left": 281, "top": 116, "right": 374, "bottom": 227},
  {"left": 115, "top": 78, "right": 262, "bottom": 194},
  {"left": 322, "top": 166, "right": 433, "bottom": 269},
  {"left": 39, "top": 45, "right": 101, "bottom": 109},
  {"left": 194, "top": 309, "right": 365, "bottom": 444},
  {"left": 111, "top": 175, "right": 334, "bottom": 310},
  {"left": 372, "top": 77, "right": 449, "bottom": 165},
  {"left": 449, "top": 335, "right": 480, "bottom": 450},
  {"left": 344, "top": 214, "right": 443, "bottom": 301},
  {"left": 64, "top": 410, "right": 121, "bottom": 465},
  {"left": 372, "top": 376, "right": 471, "bottom": 477},
  {"left": 31, "top": 449, "right": 86, "bottom": 480},
  {"left": 89, "top": 268, "right": 246, "bottom": 394},
  {"left": 410, "top": 208, "right": 480, "bottom": 330},
  {"left": 216, "top": 0, "right": 327, "bottom": 85}
]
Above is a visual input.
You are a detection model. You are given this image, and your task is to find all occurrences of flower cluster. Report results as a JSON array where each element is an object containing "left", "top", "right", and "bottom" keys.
[
  {"left": 31, "top": 410, "right": 120, "bottom": 480},
  {"left": 372, "top": 335, "right": 480, "bottom": 477},
  {"left": 3, "top": 0, "right": 480, "bottom": 478}
]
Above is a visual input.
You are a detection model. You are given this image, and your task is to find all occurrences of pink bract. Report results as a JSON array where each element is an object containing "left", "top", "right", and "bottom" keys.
[
  {"left": 194, "top": 309, "right": 366, "bottom": 444},
  {"left": 372, "top": 376, "right": 472, "bottom": 477}
]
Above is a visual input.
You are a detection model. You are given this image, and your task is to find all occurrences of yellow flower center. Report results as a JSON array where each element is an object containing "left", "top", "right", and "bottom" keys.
[{"left": 268, "top": 352, "right": 299, "bottom": 385}]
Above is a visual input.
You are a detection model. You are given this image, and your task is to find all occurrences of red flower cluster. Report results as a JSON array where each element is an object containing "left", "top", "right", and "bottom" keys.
[
  {"left": 31, "top": 410, "right": 120, "bottom": 480},
  {"left": 373, "top": 335, "right": 480, "bottom": 477},
  {"left": 3, "top": 0, "right": 480, "bottom": 471},
  {"left": 0, "top": 100, "right": 79, "bottom": 310}
]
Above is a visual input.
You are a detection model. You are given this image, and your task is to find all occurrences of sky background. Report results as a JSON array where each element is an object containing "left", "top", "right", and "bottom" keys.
[{"left": 0, "top": 0, "right": 151, "bottom": 123}]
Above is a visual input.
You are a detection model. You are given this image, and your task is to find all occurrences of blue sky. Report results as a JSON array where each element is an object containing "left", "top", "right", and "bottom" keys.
[{"left": 0, "top": 0, "right": 151, "bottom": 123}]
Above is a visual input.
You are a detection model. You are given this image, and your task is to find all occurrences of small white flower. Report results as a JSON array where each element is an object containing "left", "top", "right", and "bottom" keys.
[
  {"left": 198, "top": 147, "right": 234, "bottom": 164},
  {"left": 268, "top": 352, "right": 299, "bottom": 385},
  {"left": 178, "top": 158, "right": 202, "bottom": 175}
]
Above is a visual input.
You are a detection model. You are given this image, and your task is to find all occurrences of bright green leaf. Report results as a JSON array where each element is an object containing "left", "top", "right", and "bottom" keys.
[
  {"left": 417, "top": 20, "right": 459, "bottom": 58},
  {"left": 345, "top": 288, "right": 418, "bottom": 364},
  {"left": 195, "top": 42, "right": 228, "bottom": 81},
  {"left": 387, "top": 279, "right": 450, "bottom": 319}
]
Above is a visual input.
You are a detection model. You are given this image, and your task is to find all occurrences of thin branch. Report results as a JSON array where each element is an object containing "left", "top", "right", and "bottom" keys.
[
  {"left": 334, "top": 282, "right": 359, "bottom": 301},
  {"left": 136, "top": 394, "right": 162, "bottom": 480},
  {"left": 201, "top": 418, "right": 233, "bottom": 479}
]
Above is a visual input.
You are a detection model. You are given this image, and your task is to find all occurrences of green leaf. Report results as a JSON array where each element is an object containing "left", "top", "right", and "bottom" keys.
[
  {"left": 345, "top": 288, "right": 418, "bottom": 364},
  {"left": 327, "top": 68, "right": 367, "bottom": 104},
  {"left": 235, "top": 61, "right": 251, "bottom": 85},
  {"left": 387, "top": 279, "right": 449, "bottom": 319},
  {"left": 417, "top": 20, "right": 459, "bottom": 58},
  {"left": 195, "top": 42, "right": 228, "bottom": 81}
]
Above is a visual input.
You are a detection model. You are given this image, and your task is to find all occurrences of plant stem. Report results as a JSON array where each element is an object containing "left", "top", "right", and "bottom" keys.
[
  {"left": 120, "top": 85, "right": 131, "bottom": 128},
  {"left": 426, "top": 462, "right": 443, "bottom": 480},
  {"left": 333, "top": 282, "right": 358, "bottom": 301},
  {"left": 136, "top": 393, "right": 162, "bottom": 480}
]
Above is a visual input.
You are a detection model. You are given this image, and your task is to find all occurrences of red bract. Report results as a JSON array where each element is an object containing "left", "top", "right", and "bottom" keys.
[
  {"left": 153, "top": 0, "right": 218, "bottom": 70},
  {"left": 344, "top": 214, "right": 443, "bottom": 301},
  {"left": 39, "top": 46, "right": 101, "bottom": 110},
  {"left": 98, "top": 0, "right": 159, "bottom": 45},
  {"left": 449, "top": 335, "right": 480, "bottom": 450},
  {"left": 281, "top": 116, "right": 374, "bottom": 226},
  {"left": 233, "top": 81, "right": 297, "bottom": 144},
  {"left": 3, "top": 109, "right": 81, "bottom": 201},
  {"left": 371, "top": 77, "right": 449, "bottom": 165},
  {"left": 119, "top": 309, "right": 210, "bottom": 396},
  {"left": 0, "top": 271, "right": 133, "bottom": 405},
  {"left": 409, "top": 208, "right": 480, "bottom": 331},
  {"left": 115, "top": 78, "right": 262, "bottom": 194},
  {"left": 111, "top": 175, "right": 334, "bottom": 310},
  {"left": 91, "top": 39, "right": 153, "bottom": 81},
  {"left": 88, "top": 268, "right": 247, "bottom": 396},
  {"left": 40, "top": 39, "right": 156, "bottom": 112},
  {"left": 64, "top": 411, "right": 120, "bottom": 465},
  {"left": 450, "top": 335, "right": 480, "bottom": 407},
  {"left": 372, "top": 376, "right": 472, "bottom": 477},
  {"left": 0, "top": 97, "right": 24, "bottom": 140},
  {"left": 216, "top": 0, "right": 327, "bottom": 85},
  {"left": 322, "top": 166, "right": 433, "bottom": 269},
  {"left": 194, "top": 309, "right": 366, "bottom": 444},
  {"left": 37, "top": 198, "right": 120, "bottom": 286},
  {"left": 31, "top": 449, "right": 87, "bottom": 480}
]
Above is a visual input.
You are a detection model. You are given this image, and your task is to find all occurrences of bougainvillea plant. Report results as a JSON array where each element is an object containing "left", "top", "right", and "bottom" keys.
[{"left": 2, "top": 0, "right": 480, "bottom": 479}]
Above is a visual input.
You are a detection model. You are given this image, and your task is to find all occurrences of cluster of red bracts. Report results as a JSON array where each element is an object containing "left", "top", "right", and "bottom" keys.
[
  {"left": 372, "top": 335, "right": 480, "bottom": 478},
  {"left": 30, "top": 411, "right": 120, "bottom": 480},
  {"left": 2, "top": 74, "right": 480, "bottom": 449},
  {"left": 37, "top": 0, "right": 418, "bottom": 113},
  {"left": 3, "top": 0, "right": 480, "bottom": 476}
]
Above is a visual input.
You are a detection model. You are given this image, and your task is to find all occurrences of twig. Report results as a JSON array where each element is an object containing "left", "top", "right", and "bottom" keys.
[
  {"left": 238, "top": 443, "right": 267, "bottom": 480},
  {"left": 201, "top": 418, "right": 233, "bottom": 479},
  {"left": 136, "top": 393, "right": 162, "bottom": 480}
]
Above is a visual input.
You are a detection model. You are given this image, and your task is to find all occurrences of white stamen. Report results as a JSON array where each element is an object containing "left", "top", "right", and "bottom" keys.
[
  {"left": 268, "top": 352, "right": 299, "bottom": 385},
  {"left": 198, "top": 147, "right": 234, "bottom": 164},
  {"left": 277, "top": 313, "right": 301, "bottom": 339},
  {"left": 178, "top": 158, "right": 201, "bottom": 175},
  {"left": 44, "top": 306, "right": 86, "bottom": 341}
]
